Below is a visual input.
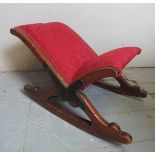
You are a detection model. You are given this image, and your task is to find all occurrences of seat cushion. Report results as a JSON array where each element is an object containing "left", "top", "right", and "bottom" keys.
[
  {"left": 12, "top": 22, "right": 141, "bottom": 86},
  {"left": 14, "top": 22, "right": 97, "bottom": 86},
  {"left": 72, "top": 47, "right": 141, "bottom": 82}
]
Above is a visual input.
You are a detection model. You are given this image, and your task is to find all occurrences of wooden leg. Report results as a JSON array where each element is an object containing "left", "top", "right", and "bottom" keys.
[
  {"left": 93, "top": 75, "right": 147, "bottom": 98},
  {"left": 76, "top": 91, "right": 132, "bottom": 144},
  {"left": 24, "top": 84, "right": 132, "bottom": 144}
]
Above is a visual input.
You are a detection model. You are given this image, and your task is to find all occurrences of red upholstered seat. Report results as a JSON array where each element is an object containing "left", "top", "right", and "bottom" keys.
[
  {"left": 73, "top": 47, "right": 141, "bottom": 82},
  {"left": 14, "top": 22, "right": 141, "bottom": 85}
]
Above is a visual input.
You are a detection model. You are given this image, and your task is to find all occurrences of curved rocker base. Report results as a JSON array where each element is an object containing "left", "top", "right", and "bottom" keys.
[{"left": 24, "top": 84, "right": 132, "bottom": 144}]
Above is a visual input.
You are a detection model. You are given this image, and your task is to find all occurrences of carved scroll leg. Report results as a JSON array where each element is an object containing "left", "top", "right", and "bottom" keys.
[
  {"left": 24, "top": 84, "right": 59, "bottom": 102},
  {"left": 76, "top": 91, "right": 132, "bottom": 144},
  {"left": 93, "top": 75, "right": 147, "bottom": 98}
]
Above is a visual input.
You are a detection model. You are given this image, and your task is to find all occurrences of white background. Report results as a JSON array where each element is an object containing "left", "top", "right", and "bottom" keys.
[{"left": 0, "top": 3, "right": 155, "bottom": 71}]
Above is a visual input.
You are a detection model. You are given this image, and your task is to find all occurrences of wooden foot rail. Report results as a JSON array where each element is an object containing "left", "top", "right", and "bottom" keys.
[
  {"left": 24, "top": 84, "right": 132, "bottom": 144},
  {"left": 93, "top": 75, "right": 147, "bottom": 98}
]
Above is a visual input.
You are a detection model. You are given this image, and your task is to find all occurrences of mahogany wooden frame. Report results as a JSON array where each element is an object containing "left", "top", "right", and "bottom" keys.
[{"left": 10, "top": 28, "right": 147, "bottom": 144}]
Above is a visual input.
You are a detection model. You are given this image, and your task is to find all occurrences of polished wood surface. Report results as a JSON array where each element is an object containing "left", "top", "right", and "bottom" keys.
[{"left": 24, "top": 84, "right": 132, "bottom": 144}]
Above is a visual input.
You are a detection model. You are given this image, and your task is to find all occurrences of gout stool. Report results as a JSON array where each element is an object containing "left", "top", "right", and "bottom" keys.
[{"left": 10, "top": 22, "right": 147, "bottom": 144}]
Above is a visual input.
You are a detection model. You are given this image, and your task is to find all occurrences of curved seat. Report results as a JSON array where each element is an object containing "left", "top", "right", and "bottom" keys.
[
  {"left": 73, "top": 47, "right": 141, "bottom": 82},
  {"left": 11, "top": 22, "right": 140, "bottom": 86}
]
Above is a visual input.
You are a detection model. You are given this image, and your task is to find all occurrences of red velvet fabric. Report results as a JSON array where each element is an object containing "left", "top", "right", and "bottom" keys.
[
  {"left": 73, "top": 47, "right": 141, "bottom": 82},
  {"left": 15, "top": 22, "right": 141, "bottom": 84}
]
